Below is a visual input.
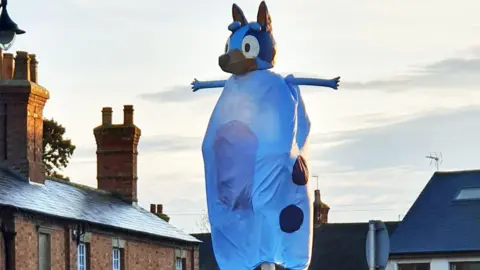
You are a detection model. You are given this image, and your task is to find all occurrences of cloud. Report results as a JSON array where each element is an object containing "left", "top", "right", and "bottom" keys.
[
  {"left": 71, "top": 135, "right": 202, "bottom": 163},
  {"left": 139, "top": 135, "right": 201, "bottom": 152},
  {"left": 343, "top": 54, "right": 480, "bottom": 91},
  {"left": 139, "top": 86, "right": 220, "bottom": 103},
  {"left": 137, "top": 71, "right": 338, "bottom": 104},
  {"left": 139, "top": 51, "right": 480, "bottom": 103},
  {"left": 312, "top": 106, "right": 480, "bottom": 172}
]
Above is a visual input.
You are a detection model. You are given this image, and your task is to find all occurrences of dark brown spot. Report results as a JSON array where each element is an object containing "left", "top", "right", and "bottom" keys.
[{"left": 292, "top": 155, "right": 308, "bottom": 185}]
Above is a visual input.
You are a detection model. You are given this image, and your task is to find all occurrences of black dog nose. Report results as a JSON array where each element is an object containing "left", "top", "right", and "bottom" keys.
[{"left": 219, "top": 54, "right": 230, "bottom": 67}]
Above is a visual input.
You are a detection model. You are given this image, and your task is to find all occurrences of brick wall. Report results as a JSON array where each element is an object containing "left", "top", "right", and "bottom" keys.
[
  {"left": 12, "top": 215, "right": 199, "bottom": 270},
  {"left": 89, "top": 234, "right": 111, "bottom": 270},
  {"left": 126, "top": 240, "right": 174, "bottom": 270}
]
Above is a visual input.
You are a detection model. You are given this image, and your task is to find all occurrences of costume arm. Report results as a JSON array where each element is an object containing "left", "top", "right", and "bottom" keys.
[
  {"left": 191, "top": 79, "right": 227, "bottom": 92},
  {"left": 285, "top": 75, "right": 340, "bottom": 90}
]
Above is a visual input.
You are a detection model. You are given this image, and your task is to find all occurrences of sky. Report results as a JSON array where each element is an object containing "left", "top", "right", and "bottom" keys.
[{"left": 8, "top": 0, "right": 480, "bottom": 233}]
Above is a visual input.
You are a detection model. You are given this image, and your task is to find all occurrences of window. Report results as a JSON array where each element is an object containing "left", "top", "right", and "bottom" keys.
[
  {"left": 450, "top": 261, "right": 480, "bottom": 270},
  {"left": 113, "top": 248, "right": 121, "bottom": 270},
  {"left": 175, "top": 258, "right": 183, "bottom": 270},
  {"left": 398, "top": 263, "right": 430, "bottom": 270},
  {"left": 175, "top": 257, "right": 186, "bottom": 270},
  {"left": 38, "top": 233, "right": 51, "bottom": 270},
  {"left": 455, "top": 188, "right": 480, "bottom": 200},
  {"left": 77, "top": 243, "right": 86, "bottom": 270}
]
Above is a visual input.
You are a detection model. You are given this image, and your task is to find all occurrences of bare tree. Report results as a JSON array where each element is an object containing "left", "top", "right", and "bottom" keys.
[{"left": 196, "top": 210, "right": 211, "bottom": 233}]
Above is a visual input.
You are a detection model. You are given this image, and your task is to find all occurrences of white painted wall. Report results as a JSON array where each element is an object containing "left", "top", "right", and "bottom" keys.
[{"left": 388, "top": 256, "right": 480, "bottom": 270}]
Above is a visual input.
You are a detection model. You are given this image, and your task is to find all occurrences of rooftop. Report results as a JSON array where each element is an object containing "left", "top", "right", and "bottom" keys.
[
  {"left": 0, "top": 165, "right": 200, "bottom": 243},
  {"left": 390, "top": 170, "right": 480, "bottom": 254}
]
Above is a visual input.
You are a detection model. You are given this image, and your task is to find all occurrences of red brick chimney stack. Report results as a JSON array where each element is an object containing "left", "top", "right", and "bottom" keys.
[
  {"left": 149, "top": 204, "right": 170, "bottom": 222},
  {"left": 0, "top": 51, "right": 49, "bottom": 184},
  {"left": 94, "top": 105, "right": 141, "bottom": 204},
  {"left": 313, "top": 189, "right": 330, "bottom": 227}
]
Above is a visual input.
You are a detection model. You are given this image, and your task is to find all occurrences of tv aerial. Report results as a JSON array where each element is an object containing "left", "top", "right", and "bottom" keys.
[
  {"left": 425, "top": 152, "right": 443, "bottom": 171},
  {"left": 312, "top": 175, "right": 319, "bottom": 190}
]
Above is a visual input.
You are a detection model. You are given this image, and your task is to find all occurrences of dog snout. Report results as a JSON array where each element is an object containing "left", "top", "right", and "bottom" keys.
[{"left": 219, "top": 54, "right": 230, "bottom": 68}]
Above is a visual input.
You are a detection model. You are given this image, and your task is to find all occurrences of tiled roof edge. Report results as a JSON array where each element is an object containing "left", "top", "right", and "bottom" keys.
[
  {"left": 0, "top": 204, "right": 201, "bottom": 243},
  {"left": 435, "top": 169, "right": 480, "bottom": 175},
  {"left": 46, "top": 177, "right": 133, "bottom": 204}
]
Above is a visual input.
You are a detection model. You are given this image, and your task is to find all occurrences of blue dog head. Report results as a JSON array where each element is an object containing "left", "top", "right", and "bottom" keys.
[{"left": 218, "top": 1, "right": 276, "bottom": 75}]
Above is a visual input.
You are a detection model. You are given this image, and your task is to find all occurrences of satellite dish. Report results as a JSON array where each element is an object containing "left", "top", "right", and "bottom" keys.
[{"left": 365, "top": 220, "right": 390, "bottom": 270}]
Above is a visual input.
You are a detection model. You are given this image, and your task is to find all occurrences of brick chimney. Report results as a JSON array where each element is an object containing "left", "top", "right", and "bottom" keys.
[
  {"left": 0, "top": 51, "right": 49, "bottom": 184},
  {"left": 313, "top": 189, "right": 330, "bottom": 227},
  {"left": 94, "top": 105, "right": 141, "bottom": 204},
  {"left": 149, "top": 204, "right": 170, "bottom": 222}
]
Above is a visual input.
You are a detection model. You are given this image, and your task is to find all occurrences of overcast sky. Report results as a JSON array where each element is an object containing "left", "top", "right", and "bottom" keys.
[{"left": 10, "top": 0, "right": 480, "bottom": 233}]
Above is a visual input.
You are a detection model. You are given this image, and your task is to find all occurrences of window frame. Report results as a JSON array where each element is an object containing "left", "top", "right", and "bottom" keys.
[
  {"left": 37, "top": 227, "right": 53, "bottom": 270},
  {"left": 175, "top": 257, "right": 187, "bottom": 270},
  {"left": 454, "top": 187, "right": 480, "bottom": 201},
  {"left": 450, "top": 261, "right": 480, "bottom": 270},
  {"left": 397, "top": 262, "right": 431, "bottom": 270},
  {"left": 112, "top": 248, "right": 121, "bottom": 270},
  {"left": 175, "top": 257, "right": 183, "bottom": 270},
  {"left": 77, "top": 243, "right": 89, "bottom": 270},
  {"left": 175, "top": 249, "right": 187, "bottom": 270}
]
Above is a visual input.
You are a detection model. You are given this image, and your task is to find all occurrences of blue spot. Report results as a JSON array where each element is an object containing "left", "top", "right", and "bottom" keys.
[{"left": 279, "top": 205, "right": 304, "bottom": 233}]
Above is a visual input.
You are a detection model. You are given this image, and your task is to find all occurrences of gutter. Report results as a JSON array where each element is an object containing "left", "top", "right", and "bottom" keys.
[{"left": 0, "top": 204, "right": 201, "bottom": 244}]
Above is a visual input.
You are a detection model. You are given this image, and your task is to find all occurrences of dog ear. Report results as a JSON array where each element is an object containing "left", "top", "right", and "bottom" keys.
[
  {"left": 232, "top": 4, "right": 248, "bottom": 25},
  {"left": 257, "top": 1, "right": 272, "bottom": 32}
]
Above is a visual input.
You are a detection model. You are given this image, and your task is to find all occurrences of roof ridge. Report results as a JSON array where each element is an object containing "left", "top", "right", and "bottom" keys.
[
  {"left": 321, "top": 221, "right": 400, "bottom": 225},
  {"left": 47, "top": 177, "right": 112, "bottom": 195},
  {"left": 435, "top": 169, "right": 480, "bottom": 174}
]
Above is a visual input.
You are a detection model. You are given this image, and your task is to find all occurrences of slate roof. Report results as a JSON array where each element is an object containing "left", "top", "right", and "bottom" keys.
[
  {"left": 193, "top": 222, "right": 399, "bottom": 270},
  {"left": 0, "top": 166, "right": 200, "bottom": 243},
  {"left": 390, "top": 170, "right": 480, "bottom": 255}
]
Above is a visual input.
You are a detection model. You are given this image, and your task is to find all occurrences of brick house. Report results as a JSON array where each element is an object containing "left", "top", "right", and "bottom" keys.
[
  {"left": 388, "top": 170, "right": 480, "bottom": 270},
  {"left": 0, "top": 51, "right": 200, "bottom": 270}
]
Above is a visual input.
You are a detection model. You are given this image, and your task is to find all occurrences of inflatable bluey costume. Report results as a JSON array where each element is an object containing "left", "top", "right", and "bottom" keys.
[{"left": 192, "top": 2, "right": 340, "bottom": 269}]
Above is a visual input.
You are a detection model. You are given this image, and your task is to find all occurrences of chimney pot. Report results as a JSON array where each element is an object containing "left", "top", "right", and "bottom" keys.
[
  {"left": 13, "top": 51, "right": 30, "bottom": 80},
  {"left": 150, "top": 204, "right": 156, "bottom": 213},
  {"left": 2, "top": 53, "right": 13, "bottom": 79},
  {"left": 314, "top": 190, "right": 321, "bottom": 205},
  {"left": 101, "top": 107, "right": 112, "bottom": 126},
  {"left": 157, "top": 204, "right": 163, "bottom": 214},
  {"left": 29, "top": 54, "right": 38, "bottom": 83},
  {"left": 123, "top": 105, "right": 134, "bottom": 125}
]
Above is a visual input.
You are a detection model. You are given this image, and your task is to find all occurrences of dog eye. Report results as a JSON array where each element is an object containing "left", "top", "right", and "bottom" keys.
[
  {"left": 241, "top": 35, "right": 260, "bottom": 59},
  {"left": 225, "top": 37, "right": 230, "bottom": 53}
]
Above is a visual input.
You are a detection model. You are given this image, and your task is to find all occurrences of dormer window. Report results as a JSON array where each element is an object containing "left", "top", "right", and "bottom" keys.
[{"left": 454, "top": 188, "right": 480, "bottom": 200}]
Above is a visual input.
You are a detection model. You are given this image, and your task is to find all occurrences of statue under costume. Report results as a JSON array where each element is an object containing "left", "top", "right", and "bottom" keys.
[{"left": 192, "top": 2, "right": 340, "bottom": 269}]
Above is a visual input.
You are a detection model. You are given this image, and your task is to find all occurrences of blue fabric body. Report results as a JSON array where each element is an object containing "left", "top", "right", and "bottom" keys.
[{"left": 202, "top": 70, "right": 313, "bottom": 270}]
